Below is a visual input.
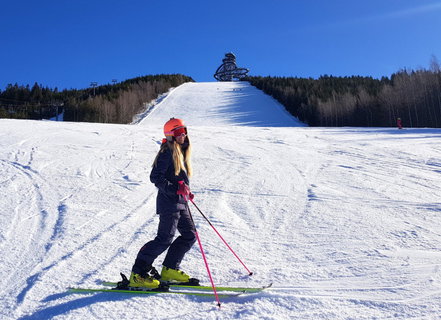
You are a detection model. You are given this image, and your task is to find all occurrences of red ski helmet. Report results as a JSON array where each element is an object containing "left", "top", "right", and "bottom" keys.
[{"left": 164, "top": 118, "right": 187, "bottom": 141}]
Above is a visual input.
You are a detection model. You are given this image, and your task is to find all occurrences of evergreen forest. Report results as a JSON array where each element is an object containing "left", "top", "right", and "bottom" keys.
[
  {"left": 2, "top": 58, "right": 441, "bottom": 128},
  {"left": 0, "top": 74, "right": 193, "bottom": 123},
  {"left": 245, "top": 57, "right": 441, "bottom": 128}
]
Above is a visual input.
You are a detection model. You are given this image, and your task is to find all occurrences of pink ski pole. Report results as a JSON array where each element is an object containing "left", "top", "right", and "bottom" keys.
[
  {"left": 190, "top": 199, "right": 253, "bottom": 276},
  {"left": 187, "top": 206, "right": 221, "bottom": 308}
]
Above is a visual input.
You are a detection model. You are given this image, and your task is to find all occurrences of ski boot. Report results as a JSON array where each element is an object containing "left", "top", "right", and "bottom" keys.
[
  {"left": 160, "top": 266, "right": 200, "bottom": 286},
  {"left": 128, "top": 272, "right": 160, "bottom": 290},
  {"left": 116, "top": 271, "right": 168, "bottom": 291}
]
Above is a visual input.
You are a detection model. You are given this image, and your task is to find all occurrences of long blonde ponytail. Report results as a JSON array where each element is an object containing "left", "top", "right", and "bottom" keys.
[{"left": 153, "top": 139, "right": 192, "bottom": 177}]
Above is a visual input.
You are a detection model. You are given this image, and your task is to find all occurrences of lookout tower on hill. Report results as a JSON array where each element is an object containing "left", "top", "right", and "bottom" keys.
[{"left": 214, "top": 53, "right": 249, "bottom": 81}]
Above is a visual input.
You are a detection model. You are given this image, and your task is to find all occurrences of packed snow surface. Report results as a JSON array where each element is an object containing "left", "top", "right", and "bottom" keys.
[
  {"left": 138, "top": 81, "right": 304, "bottom": 127},
  {"left": 1, "top": 82, "right": 441, "bottom": 319}
]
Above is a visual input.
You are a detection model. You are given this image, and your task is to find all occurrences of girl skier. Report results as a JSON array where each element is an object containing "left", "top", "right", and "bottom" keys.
[{"left": 129, "top": 118, "right": 196, "bottom": 289}]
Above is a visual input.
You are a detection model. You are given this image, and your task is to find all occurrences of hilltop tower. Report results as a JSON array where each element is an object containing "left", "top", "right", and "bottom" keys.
[{"left": 214, "top": 53, "right": 249, "bottom": 81}]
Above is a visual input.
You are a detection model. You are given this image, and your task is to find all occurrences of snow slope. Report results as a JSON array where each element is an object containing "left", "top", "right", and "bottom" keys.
[
  {"left": 138, "top": 81, "right": 305, "bottom": 127},
  {"left": 1, "top": 82, "right": 441, "bottom": 319}
]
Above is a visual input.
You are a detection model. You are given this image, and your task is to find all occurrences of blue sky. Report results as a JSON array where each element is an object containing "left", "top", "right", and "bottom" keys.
[{"left": 1, "top": 0, "right": 441, "bottom": 90}]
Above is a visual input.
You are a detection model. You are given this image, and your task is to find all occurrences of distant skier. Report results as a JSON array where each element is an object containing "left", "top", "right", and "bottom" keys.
[
  {"left": 129, "top": 118, "right": 196, "bottom": 289},
  {"left": 397, "top": 118, "right": 403, "bottom": 129}
]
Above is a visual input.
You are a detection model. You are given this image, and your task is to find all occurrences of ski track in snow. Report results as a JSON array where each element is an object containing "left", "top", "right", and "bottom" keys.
[{"left": 1, "top": 82, "right": 441, "bottom": 319}]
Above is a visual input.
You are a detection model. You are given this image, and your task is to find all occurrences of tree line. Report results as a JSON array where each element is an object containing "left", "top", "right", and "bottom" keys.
[
  {"left": 245, "top": 57, "right": 441, "bottom": 127},
  {"left": 3, "top": 59, "right": 441, "bottom": 128},
  {"left": 0, "top": 74, "right": 193, "bottom": 123}
]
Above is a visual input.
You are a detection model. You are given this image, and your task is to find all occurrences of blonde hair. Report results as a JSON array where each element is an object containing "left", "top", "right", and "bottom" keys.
[{"left": 153, "top": 138, "right": 192, "bottom": 177}]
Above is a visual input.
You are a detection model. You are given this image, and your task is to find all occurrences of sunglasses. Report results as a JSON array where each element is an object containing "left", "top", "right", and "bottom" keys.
[{"left": 173, "top": 127, "right": 187, "bottom": 138}]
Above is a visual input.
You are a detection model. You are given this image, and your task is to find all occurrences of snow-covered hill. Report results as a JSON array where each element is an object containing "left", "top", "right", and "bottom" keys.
[
  {"left": 138, "top": 81, "right": 305, "bottom": 127},
  {"left": 1, "top": 82, "right": 441, "bottom": 319}
]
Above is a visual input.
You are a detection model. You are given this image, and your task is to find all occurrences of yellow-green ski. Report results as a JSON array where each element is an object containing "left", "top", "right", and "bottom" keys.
[
  {"left": 69, "top": 287, "right": 239, "bottom": 298},
  {"left": 101, "top": 281, "right": 272, "bottom": 293}
]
